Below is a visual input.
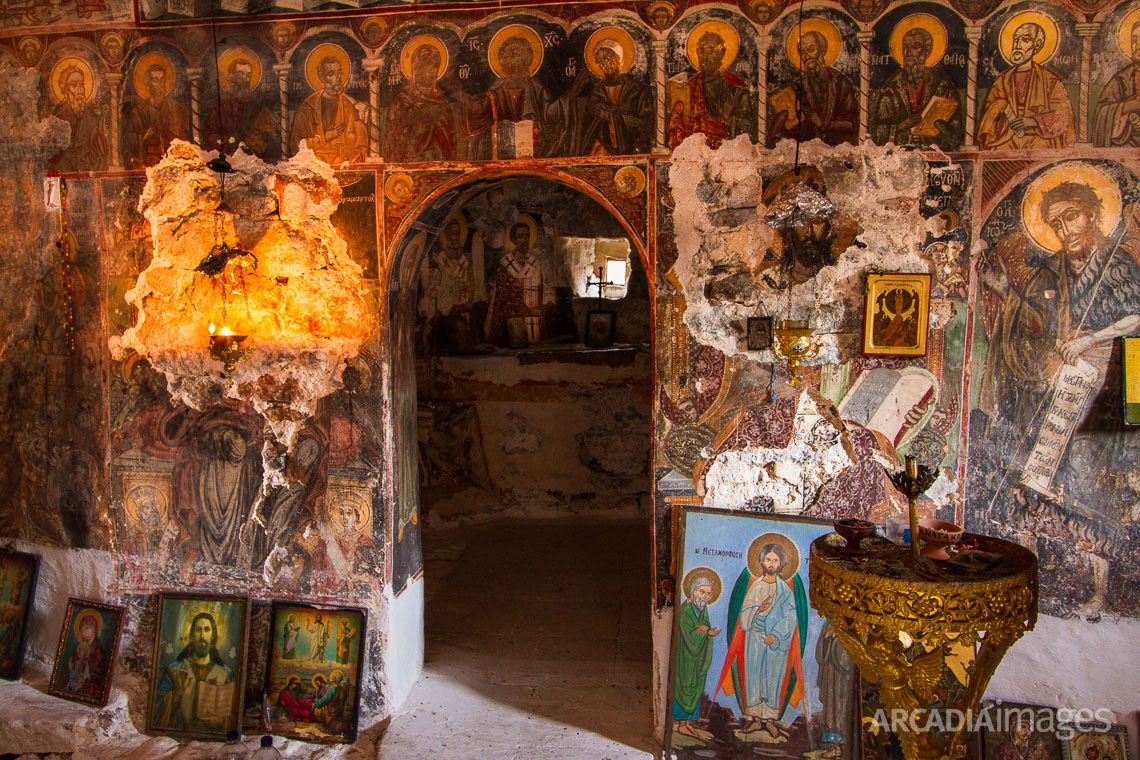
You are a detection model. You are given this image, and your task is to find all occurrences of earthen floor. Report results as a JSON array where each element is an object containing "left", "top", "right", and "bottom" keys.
[{"left": 377, "top": 519, "right": 657, "bottom": 760}]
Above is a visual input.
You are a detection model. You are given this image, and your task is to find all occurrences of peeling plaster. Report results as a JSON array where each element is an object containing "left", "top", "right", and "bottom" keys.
[
  {"left": 702, "top": 389, "right": 856, "bottom": 512},
  {"left": 111, "top": 141, "right": 377, "bottom": 479},
  {"left": 669, "top": 136, "right": 931, "bottom": 360}
]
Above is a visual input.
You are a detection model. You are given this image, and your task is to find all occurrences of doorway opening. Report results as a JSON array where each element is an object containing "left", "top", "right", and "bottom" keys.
[{"left": 384, "top": 171, "right": 655, "bottom": 755}]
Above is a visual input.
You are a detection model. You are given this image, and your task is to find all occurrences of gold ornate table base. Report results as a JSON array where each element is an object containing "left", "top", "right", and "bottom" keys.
[{"left": 810, "top": 533, "right": 1038, "bottom": 760}]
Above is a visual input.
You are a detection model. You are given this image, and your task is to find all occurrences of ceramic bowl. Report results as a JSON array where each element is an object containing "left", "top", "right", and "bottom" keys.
[
  {"left": 834, "top": 518, "right": 875, "bottom": 555},
  {"left": 917, "top": 518, "right": 964, "bottom": 560}
]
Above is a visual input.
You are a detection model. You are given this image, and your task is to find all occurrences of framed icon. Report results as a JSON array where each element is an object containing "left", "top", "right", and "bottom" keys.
[
  {"left": 747, "top": 316, "right": 773, "bottom": 350},
  {"left": 48, "top": 598, "right": 126, "bottom": 707},
  {"left": 146, "top": 593, "right": 250, "bottom": 741},
  {"left": 0, "top": 549, "right": 38, "bottom": 680},
  {"left": 1124, "top": 336, "right": 1139, "bottom": 426},
  {"left": 262, "top": 601, "right": 366, "bottom": 744},
  {"left": 862, "top": 272, "right": 931, "bottom": 356},
  {"left": 586, "top": 311, "right": 615, "bottom": 348}
]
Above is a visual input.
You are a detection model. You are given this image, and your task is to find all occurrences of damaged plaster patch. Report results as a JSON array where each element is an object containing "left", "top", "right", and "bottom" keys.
[
  {"left": 702, "top": 389, "right": 856, "bottom": 512},
  {"left": 669, "top": 136, "right": 930, "bottom": 359},
  {"left": 0, "top": 65, "right": 70, "bottom": 359},
  {"left": 111, "top": 141, "right": 377, "bottom": 474}
]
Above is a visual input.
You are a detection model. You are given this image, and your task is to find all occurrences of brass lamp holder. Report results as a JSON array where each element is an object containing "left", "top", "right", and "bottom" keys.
[
  {"left": 772, "top": 320, "right": 822, "bottom": 387},
  {"left": 208, "top": 330, "right": 253, "bottom": 373},
  {"left": 887, "top": 454, "right": 939, "bottom": 561}
]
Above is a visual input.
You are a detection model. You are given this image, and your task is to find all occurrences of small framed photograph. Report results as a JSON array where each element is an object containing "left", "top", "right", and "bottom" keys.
[
  {"left": 48, "top": 598, "right": 126, "bottom": 706},
  {"left": 747, "top": 316, "right": 773, "bottom": 350},
  {"left": 862, "top": 272, "right": 931, "bottom": 356},
  {"left": 1124, "top": 335, "right": 1139, "bottom": 426},
  {"left": 146, "top": 593, "right": 250, "bottom": 741},
  {"left": 1061, "top": 723, "right": 1133, "bottom": 760},
  {"left": 0, "top": 549, "right": 39, "bottom": 680},
  {"left": 262, "top": 601, "right": 367, "bottom": 744},
  {"left": 586, "top": 311, "right": 615, "bottom": 348}
]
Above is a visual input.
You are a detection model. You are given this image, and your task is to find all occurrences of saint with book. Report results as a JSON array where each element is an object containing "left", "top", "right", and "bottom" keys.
[{"left": 870, "top": 16, "right": 962, "bottom": 150}]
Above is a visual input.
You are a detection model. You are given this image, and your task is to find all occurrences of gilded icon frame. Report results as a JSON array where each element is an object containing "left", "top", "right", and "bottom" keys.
[{"left": 862, "top": 272, "right": 931, "bottom": 357}]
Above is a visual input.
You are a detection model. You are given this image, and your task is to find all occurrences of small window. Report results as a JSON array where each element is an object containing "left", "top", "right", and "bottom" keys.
[
  {"left": 558, "top": 237, "right": 632, "bottom": 300},
  {"left": 603, "top": 258, "right": 628, "bottom": 296}
]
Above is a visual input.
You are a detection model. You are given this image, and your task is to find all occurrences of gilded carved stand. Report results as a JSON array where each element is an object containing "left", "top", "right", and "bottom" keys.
[{"left": 809, "top": 533, "right": 1038, "bottom": 760}]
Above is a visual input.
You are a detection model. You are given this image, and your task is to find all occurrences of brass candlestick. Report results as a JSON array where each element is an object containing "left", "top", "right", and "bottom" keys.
[{"left": 887, "top": 454, "right": 939, "bottom": 561}]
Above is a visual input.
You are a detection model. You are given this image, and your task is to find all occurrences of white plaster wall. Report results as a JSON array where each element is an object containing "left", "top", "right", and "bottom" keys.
[
  {"left": 10, "top": 540, "right": 117, "bottom": 668},
  {"left": 986, "top": 613, "right": 1140, "bottom": 759},
  {"left": 385, "top": 575, "right": 425, "bottom": 712}
]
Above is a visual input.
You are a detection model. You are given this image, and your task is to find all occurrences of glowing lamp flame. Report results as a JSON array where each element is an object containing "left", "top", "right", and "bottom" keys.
[
  {"left": 209, "top": 322, "right": 216, "bottom": 335},
  {"left": 220, "top": 326, "right": 234, "bottom": 336}
]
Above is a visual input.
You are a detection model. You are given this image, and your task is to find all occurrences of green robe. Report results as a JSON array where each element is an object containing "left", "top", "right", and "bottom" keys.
[{"left": 674, "top": 602, "right": 714, "bottom": 716}]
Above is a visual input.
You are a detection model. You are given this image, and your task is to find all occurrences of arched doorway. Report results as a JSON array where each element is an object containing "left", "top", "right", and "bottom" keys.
[{"left": 381, "top": 168, "right": 655, "bottom": 756}]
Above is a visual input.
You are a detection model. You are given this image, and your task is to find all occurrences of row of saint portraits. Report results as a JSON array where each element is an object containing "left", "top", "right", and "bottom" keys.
[
  {"left": 0, "top": 552, "right": 367, "bottom": 745},
  {"left": 651, "top": 155, "right": 1140, "bottom": 620},
  {"left": 664, "top": 510, "right": 1137, "bottom": 760},
  {"left": 20, "top": 3, "right": 1140, "bottom": 173}
]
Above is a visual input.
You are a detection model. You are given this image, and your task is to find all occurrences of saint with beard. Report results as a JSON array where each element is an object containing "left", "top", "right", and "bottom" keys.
[
  {"left": 1092, "top": 20, "right": 1140, "bottom": 147},
  {"left": 289, "top": 51, "right": 368, "bottom": 165},
  {"left": 667, "top": 24, "right": 754, "bottom": 149},
  {"left": 154, "top": 612, "right": 235, "bottom": 731},
  {"left": 870, "top": 23, "right": 962, "bottom": 150},
  {"left": 768, "top": 28, "right": 857, "bottom": 147},
  {"left": 49, "top": 61, "right": 108, "bottom": 171},
  {"left": 123, "top": 59, "right": 187, "bottom": 169},
  {"left": 205, "top": 53, "right": 280, "bottom": 161},
  {"left": 385, "top": 37, "right": 462, "bottom": 161},
  {"left": 715, "top": 538, "right": 807, "bottom": 734},
  {"left": 570, "top": 34, "right": 652, "bottom": 155},
  {"left": 671, "top": 570, "right": 721, "bottom": 742}
]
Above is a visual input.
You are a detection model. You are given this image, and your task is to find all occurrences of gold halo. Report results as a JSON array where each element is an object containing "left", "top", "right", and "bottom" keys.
[
  {"left": 132, "top": 52, "right": 175, "bottom": 99},
  {"left": 1021, "top": 163, "right": 1122, "bottom": 253},
  {"left": 384, "top": 172, "right": 414, "bottom": 203},
  {"left": 889, "top": 14, "right": 948, "bottom": 68},
  {"left": 504, "top": 214, "right": 539, "bottom": 251},
  {"left": 73, "top": 608, "right": 104, "bottom": 640},
  {"left": 682, "top": 566, "right": 723, "bottom": 604},
  {"left": 400, "top": 34, "right": 449, "bottom": 81},
  {"left": 786, "top": 17, "right": 842, "bottom": 71},
  {"left": 217, "top": 47, "right": 261, "bottom": 92},
  {"left": 330, "top": 668, "right": 345, "bottom": 681},
  {"left": 17, "top": 36, "right": 42, "bottom": 64},
  {"left": 441, "top": 212, "right": 468, "bottom": 245},
  {"left": 269, "top": 22, "right": 297, "bottom": 51},
  {"left": 360, "top": 18, "right": 387, "bottom": 47},
  {"left": 50, "top": 57, "right": 95, "bottom": 105},
  {"left": 614, "top": 165, "right": 646, "bottom": 196},
  {"left": 311, "top": 673, "right": 327, "bottom": 688},
  {"left": 180, "top": 602, "right": 227, "bottom": 650},
  {"left": 746, "top": 533, "right": 801, "bottom": 580},
  {"left": 100, "top": 32, "right": 125, "bottom": 62},
  {"left": 585, "top": 27, "right": 636, "bottom": 77},
  {"left": 999, "top": 11, "right": 1059, "bottom": 65},
  {"left": 305, "top": 43, "right": 351, "bottom": 92},
  {"left": 1117, "top": 9, "right": 1140, "bottom": 58},
  {"left": 121, "top": 350, "right": 145, "bottom": 383},
  {"left": 648, "top": 1, "right": 674, "bottom": 24},
  {"left": 489, "top": 25, "right": 543, "bottom": 79},
  {"left": 124, "top": 482, "right": 168, "bottom": 526},
  {"left": 686, "top": 20, "right": 740, "bottom": 71}
]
